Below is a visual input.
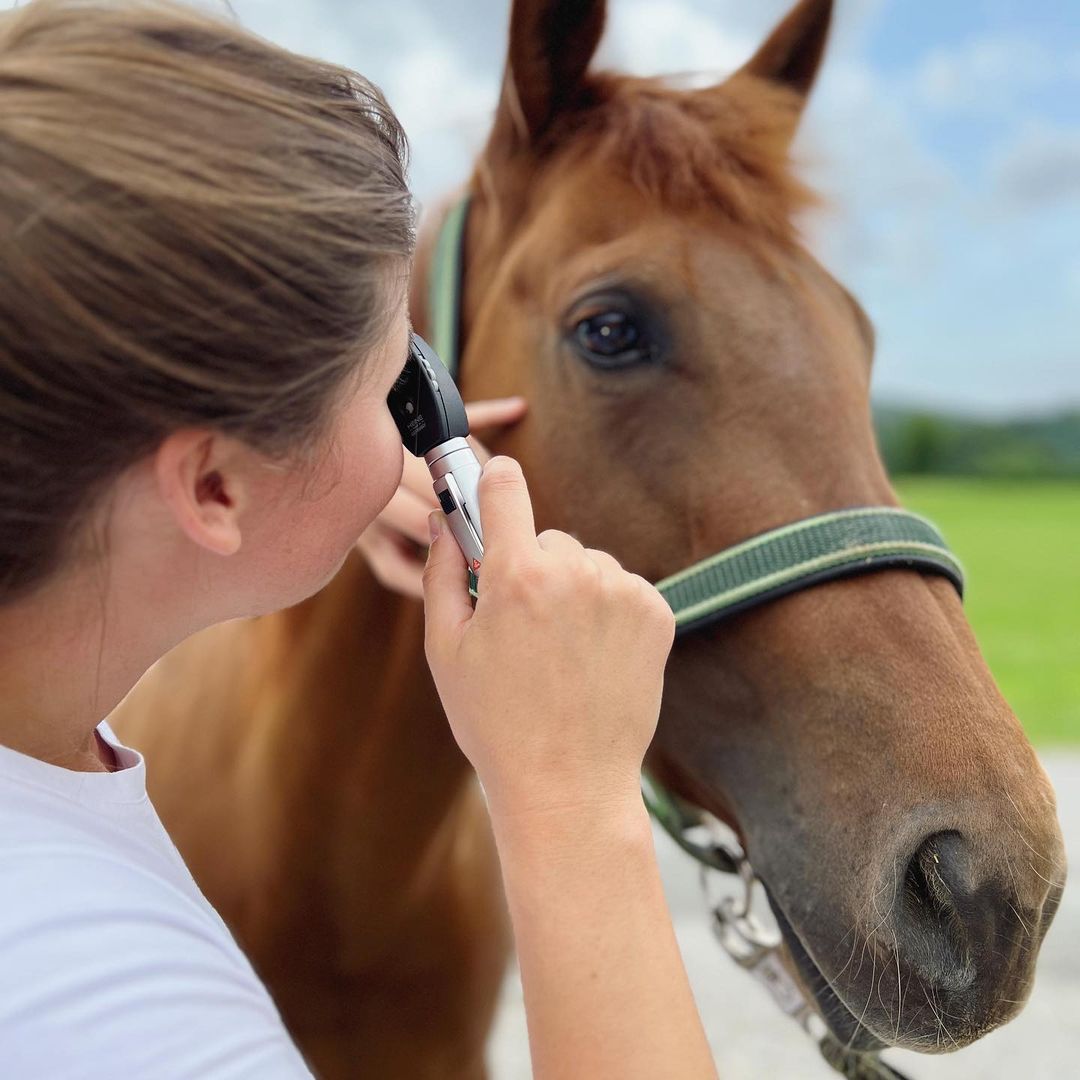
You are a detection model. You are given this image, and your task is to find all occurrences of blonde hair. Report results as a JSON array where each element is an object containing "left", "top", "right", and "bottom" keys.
[{"left": 0, "top": 0, "right": 416, "bottom": 603}]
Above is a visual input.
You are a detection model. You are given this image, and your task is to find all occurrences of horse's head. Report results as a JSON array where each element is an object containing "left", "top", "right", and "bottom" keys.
[{"left": 436, "top": 0, "right": 1066, "bottom": 1052}]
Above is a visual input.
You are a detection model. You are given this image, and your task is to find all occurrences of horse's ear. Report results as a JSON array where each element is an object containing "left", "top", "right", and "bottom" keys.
[
  {"left": 483, "top": 0, "right": 605, "bottom": 167},
  {"left": 732, "top": 0, "right": 833, "bottom": 123}
]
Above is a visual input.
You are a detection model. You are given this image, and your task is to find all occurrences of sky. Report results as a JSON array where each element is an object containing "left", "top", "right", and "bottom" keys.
[{"left": 226, "top": 0, "right": 1079, "bottom": 417}]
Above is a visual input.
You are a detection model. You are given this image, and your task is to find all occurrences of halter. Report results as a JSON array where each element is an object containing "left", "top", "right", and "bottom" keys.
[{"left": 429, "top": 191, "right": 955, "bottom": 1079}]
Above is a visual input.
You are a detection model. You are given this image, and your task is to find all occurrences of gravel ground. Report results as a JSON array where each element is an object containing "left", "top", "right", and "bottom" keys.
[{"left": 487, "top": 752, "right": 1079, "bottom": 1079}]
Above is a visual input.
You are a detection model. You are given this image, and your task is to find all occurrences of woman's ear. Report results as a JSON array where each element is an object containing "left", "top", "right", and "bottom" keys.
[{"left": 154, "top": 428, "right": 245, "bottom": 556}]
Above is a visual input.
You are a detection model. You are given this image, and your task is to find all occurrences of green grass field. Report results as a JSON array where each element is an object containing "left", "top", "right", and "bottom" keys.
[{"left": 892, "top": 477, "right": 1079, "bottom": 745}]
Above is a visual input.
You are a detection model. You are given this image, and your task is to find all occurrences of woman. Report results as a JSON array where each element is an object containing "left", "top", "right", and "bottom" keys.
[{"left": 0, "top": 0, "right": 716, "bottom": 1076}]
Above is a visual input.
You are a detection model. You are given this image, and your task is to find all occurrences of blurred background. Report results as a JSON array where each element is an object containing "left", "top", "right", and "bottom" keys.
[{"left": 226, "top": 1, "right": 1076, "bottom": 1075}]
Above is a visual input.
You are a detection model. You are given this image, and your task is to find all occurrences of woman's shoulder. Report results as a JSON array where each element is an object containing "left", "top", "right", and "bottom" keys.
[
  {"left": 0, "top": 823, "right": 315, "bottom": 1078},
  {"left": 0, "top": 737, "right": 231, "bottom": 962}
]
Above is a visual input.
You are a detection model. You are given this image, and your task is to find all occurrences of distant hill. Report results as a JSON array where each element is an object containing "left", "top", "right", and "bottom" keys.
[{"left": 872, "top": 404, "right": 1080, "bottom": 478}]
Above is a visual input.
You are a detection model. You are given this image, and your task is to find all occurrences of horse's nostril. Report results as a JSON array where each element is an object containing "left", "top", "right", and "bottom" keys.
[
  {"left": 897, "top": 830, "right": 978, "bottom": 993},
  {"left": 905, "top": 831, "right": 964, "bottom": 921}
]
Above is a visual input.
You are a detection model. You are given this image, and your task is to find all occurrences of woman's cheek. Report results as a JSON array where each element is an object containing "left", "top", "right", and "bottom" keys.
[
  {"left": 369, "top": 411, "right": 406, "bottom": 511},
  {"left": 327, "top": 409, "right": 401, "bottom": 548}
]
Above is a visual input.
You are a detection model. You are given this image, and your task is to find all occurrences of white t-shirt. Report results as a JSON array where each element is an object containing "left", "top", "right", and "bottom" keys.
[{"left": 0, "top": 718, "right": 316, "bottom": 1079}]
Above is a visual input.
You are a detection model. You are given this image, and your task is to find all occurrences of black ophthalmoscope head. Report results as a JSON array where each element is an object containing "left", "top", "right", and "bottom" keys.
[
  {"left": 387, "top": 332, "right": 470, "bottom": 457},
  {"left": 386, "top": 331, "right": 486, "bottom": 583}
]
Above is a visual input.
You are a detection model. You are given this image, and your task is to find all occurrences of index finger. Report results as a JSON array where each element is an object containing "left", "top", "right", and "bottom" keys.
[
  {"left": 477, "top": 456, "right": 539, "bottom": 562},
  {"left": 464, "top": 432, "right": 492, "bottom": 467}
]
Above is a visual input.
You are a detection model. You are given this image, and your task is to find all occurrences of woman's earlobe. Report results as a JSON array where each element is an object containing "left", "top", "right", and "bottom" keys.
[
  {"left": 155, "top": 430, "right": 244, "bottom": 557},
  {"left": 193, "top": 503, "right": 243, "bottom": 556},
  {"left": 192, "top": 468, "right": 243, "bottom": 556}
]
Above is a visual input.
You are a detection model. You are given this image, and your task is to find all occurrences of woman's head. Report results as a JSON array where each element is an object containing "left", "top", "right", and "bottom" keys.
[{"left": 0, "top": 0, "right": 416, "bottom": 617}]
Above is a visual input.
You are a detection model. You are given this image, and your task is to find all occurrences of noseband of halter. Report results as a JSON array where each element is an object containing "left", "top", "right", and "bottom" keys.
[{"left": 430, "top": 192, "right": 952, "bottom": 1080}]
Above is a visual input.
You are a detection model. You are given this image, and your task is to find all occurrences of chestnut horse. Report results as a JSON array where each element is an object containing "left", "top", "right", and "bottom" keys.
[{"left": 110, "top": 0, "right": 1066, "bottom": 1074}]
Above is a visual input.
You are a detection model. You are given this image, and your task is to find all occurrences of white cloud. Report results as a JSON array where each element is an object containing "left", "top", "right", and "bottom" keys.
[
  {"left": 913, "top": 35, "right": 1080, "bottom": 115},
  {"left": 387, "top": 42, "right": 499, "bottom": 213},
  {"left": 991, "top": 123, "right": 1080, "bottom": 207},
  {"left": 231, "top": 0, "right": 502, "bottom": 210},
  {"left": 595, "top": 0, "right": 755, "bottom": 85},
  {"left": 596, "top": 0, "right": 889, "bottom": 90},
  {"left": 795, "top": 57, "right": 957, "bottom": 285}
]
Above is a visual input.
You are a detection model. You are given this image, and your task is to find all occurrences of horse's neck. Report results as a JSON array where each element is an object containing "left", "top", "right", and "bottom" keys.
[
  {"left": 251, "top": 555, "right": 481, "bottom": 964},
  {"left": 117, "top": 551, "right": 478, "bottom": 963},
  {"left": 262, "top": 550, "right": 474, "bottom": 861}
]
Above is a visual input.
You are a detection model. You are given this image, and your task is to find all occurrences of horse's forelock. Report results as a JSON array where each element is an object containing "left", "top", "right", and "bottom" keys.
[{"left": 544, "top": 70, "right": 822, "bottom": 245}]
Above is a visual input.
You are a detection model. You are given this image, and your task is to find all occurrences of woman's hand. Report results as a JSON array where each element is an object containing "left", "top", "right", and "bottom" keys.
[{"left": 355, "top": 396, "right": 528, "bottom": 598}]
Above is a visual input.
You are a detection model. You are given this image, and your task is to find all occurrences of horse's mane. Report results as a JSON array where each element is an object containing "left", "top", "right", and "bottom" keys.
[{"left": 551, "top": 70, "right": 821, "bottom": 246}]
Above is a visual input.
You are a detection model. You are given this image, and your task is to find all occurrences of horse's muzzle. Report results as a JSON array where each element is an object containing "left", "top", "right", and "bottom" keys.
[
  {"left": 871, "top": 826, "right": 1066, "bottom": 1049},
  {"left": 769, "top": 814, "right": 1066, "bottom": 1054}
]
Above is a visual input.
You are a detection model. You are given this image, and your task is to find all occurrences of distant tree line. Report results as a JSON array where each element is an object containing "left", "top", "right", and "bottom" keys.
[{"left": 872, "top": 405, "right": 1080, "bottom": 478}]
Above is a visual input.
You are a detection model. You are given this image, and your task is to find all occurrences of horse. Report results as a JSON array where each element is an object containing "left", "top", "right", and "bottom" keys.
[{"left": 109, "top": 0, "right": 1066, "bottom": 1074}]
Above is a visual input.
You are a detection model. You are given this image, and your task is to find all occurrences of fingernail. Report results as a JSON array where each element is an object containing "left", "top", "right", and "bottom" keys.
[{"left": 428, "top": 511, "right": 443, "bottom": 542}]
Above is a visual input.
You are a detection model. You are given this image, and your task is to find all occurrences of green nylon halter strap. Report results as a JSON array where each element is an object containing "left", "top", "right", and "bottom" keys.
[
  {"left": 428, "top": 193, "right": 471, "bottom": 380},
  {"left": 656, "top": 506, "right": 964, "bottom": 637}
]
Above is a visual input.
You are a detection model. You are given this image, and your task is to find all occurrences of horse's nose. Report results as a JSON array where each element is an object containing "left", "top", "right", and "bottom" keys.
[{"left": 890, "top": 829, "right": 1046, "bottom": 1000}]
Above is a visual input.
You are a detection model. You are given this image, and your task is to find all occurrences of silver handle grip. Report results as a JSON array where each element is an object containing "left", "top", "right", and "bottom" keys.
[{"left": 426, "top": 439, "right": 485, "bottom": 575}]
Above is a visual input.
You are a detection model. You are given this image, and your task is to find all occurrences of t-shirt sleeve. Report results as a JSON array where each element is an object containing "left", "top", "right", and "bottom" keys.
[{"left": 0, "top": 846, "right": 316, "bottom": 1080}]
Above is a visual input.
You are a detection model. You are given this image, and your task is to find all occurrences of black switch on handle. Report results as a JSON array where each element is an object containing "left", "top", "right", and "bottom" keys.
[{"left": 437, "top": 488, "right": 457, "bottom": 516}]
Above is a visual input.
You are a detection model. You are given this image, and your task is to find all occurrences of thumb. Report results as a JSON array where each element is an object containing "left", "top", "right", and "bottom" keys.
[{"left": 422, "top": 510, "right": 474, "bottom": 647}]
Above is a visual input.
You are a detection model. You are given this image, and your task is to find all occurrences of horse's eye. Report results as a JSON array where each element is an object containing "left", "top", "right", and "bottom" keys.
[{"left": 573, "top": 310, "right": 652, "bottom": 368}]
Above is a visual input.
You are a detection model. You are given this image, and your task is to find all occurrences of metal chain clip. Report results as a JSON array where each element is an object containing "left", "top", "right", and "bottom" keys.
[{"left": 679, "top": 794, "right": 915, "bottom": 1080}]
